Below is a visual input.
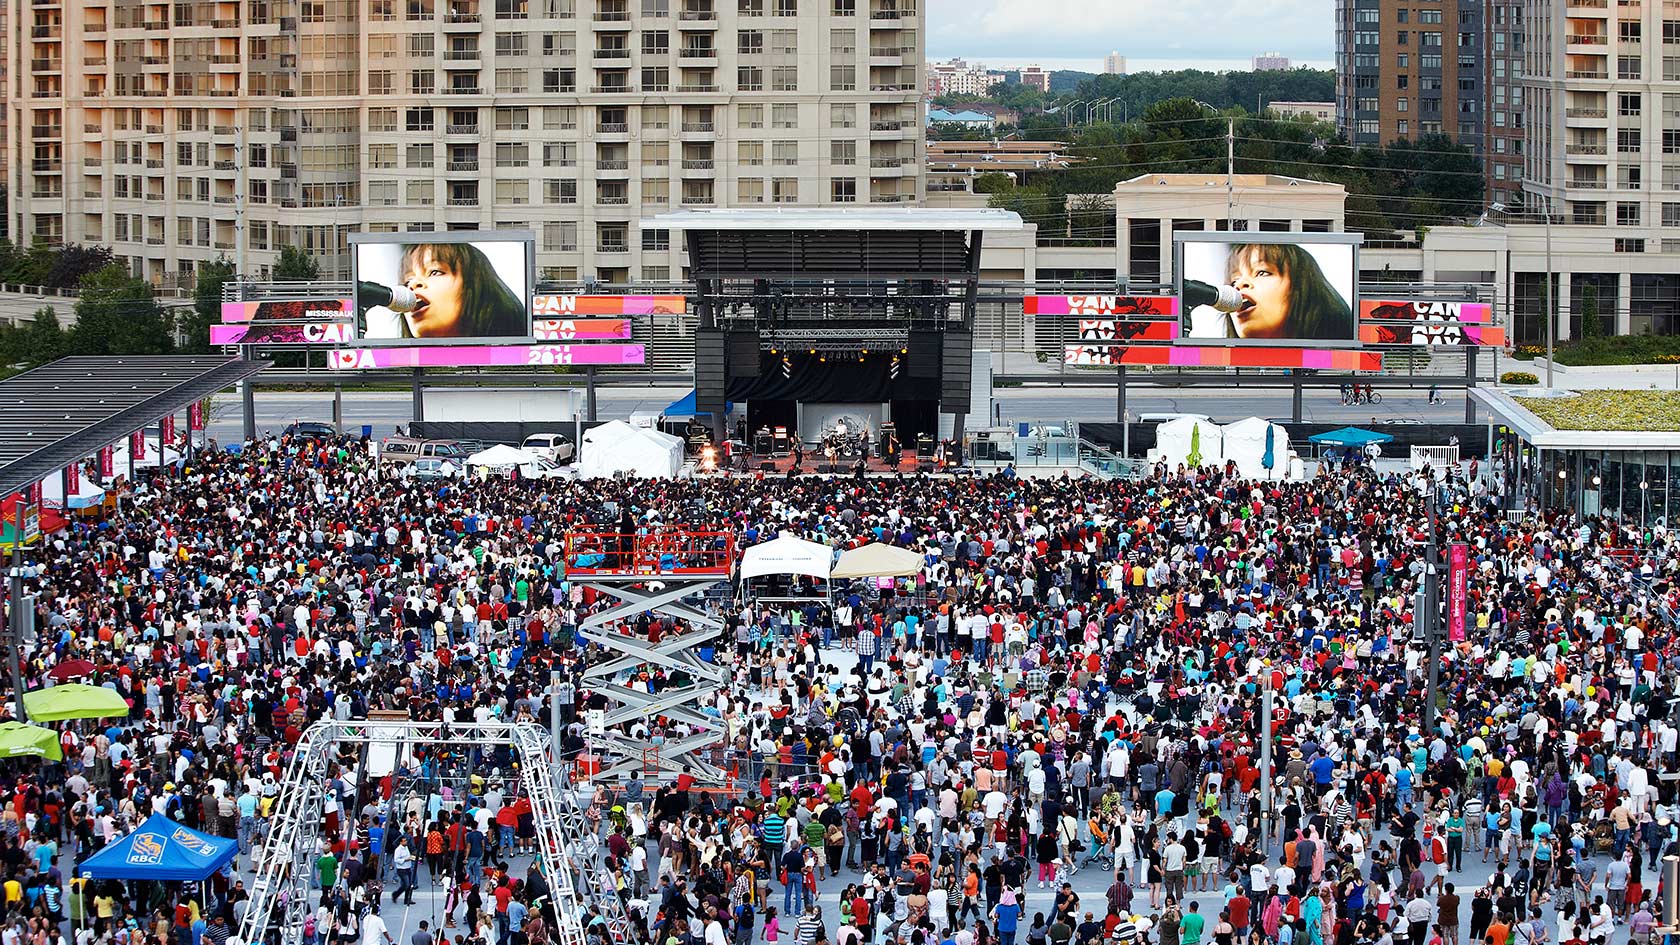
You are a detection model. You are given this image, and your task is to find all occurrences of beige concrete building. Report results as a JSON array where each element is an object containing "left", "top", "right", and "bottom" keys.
[
  {"left": 1267, "top": 101, "right": 1336, "bottom": 122},
  {"left": 6, "top": 0, "right": 924, "bottom": 286}
]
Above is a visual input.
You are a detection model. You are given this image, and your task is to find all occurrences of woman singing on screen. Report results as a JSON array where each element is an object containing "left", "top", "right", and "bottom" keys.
[
  {"left": 1223, "top": 243, "right": 1354, "bottom": 341},
  {"left": 395, "top": 242, "right": 526, "bottom": 338}
]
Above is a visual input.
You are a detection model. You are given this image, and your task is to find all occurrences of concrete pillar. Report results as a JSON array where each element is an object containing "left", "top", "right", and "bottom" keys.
[
  {"left": 1556, "top": 271, "right": 1573, "bottom": 342},
  {"left": 1117, "top": 216, "right": 1131, "bottom": 286},
  {"left": 1618, "top": 271, "right": 1633, "bottom": 335}
]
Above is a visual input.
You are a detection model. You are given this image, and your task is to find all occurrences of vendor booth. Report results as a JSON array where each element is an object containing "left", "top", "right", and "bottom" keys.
[
  {"left": 577, "top": 420, "right": 686, "bottom": 479},
  {"left": 738, "top": 533, "right": 833, "bottom": 603},
  {"left": 77, "top": 814, "right": 238, "bottom": 880},
  {"left": 1151, "top": 417, "right": 1225, "bottom": 470},
  {"left": 1221, "top": 417, "right": 1295, "bottom": 481}
]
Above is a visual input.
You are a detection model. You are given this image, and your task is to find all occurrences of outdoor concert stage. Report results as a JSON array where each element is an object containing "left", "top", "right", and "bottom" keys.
[{"left": 730, "top": 448, "right": 929, "bottom": 476}]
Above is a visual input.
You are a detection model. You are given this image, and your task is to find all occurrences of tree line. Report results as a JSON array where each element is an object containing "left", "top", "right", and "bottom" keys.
[
  {"left": 0, "top": 243, "right": 320, "bottom": 376},
  {"left": 979, "top": 97, "right": 1485, "bottom": 242}
]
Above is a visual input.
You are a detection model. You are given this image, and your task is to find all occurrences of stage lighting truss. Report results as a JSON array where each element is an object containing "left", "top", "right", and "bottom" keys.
[
  {"left": 237, "top": 719, "right": 628, "bottom": 945},
  {"left": 761, "top": 327, "right": 908, "bottom": 355}
]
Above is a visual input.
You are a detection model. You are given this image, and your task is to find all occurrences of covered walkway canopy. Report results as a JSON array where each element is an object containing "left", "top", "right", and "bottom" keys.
[
  {"left": 0, "top": 356, "right": 267, "bottom": 499},
  {"left": 1307, "top": 426, "right": 1394, "bottom": 448},
  {"left": 78, "top": 814, "right": 238, "bottom": 880}
]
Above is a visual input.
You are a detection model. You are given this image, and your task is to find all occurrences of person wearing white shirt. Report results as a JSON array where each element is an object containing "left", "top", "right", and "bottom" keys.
[{"left": 362, "top": 910, "right": 394, "bottom": 945}]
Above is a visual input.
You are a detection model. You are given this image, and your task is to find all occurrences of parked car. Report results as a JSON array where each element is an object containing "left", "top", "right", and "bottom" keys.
[
  {"left": 379, "top": 436, "right": 467, "bottom": 465},
  {"left": 518, "top": 456, "right": 578, "bottom": 480},
  {"left": 411, "top": 457, "right": 464, "bottom": 480},
  {"left": 283, "top": 421, "right": 338, "bottom": 438},
  {"left": 520, "top": 432, "right": 577, "bottom": 464}
]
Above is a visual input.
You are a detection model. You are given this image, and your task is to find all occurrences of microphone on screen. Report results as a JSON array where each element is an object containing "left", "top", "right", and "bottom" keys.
[
  {"left": 357, "top": 280, "right": 420, "bottom": 313},
  {"left": 1182, "top": 280, "right": 1244, "bottom": 313}
]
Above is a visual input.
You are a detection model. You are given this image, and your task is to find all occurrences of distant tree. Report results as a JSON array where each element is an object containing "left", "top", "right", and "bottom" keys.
[
  {"left": 70, "top": 264, "right": 175, "bottom": 356},
  {"left": 44, "top": 244, "right": 116, "bottom": 289},
  {"left": 1580, "top": 283, "right": 1602, "bottom": 339},
  {"left": 24, "top": 306, "right": 66, "bottom": 363},
  {"left": 972, "top": 172, "right": 1014, "bottom": 194},
  {"left": 185, "top": 257, "right": 237, "bottom": 354},
  {"left": 274, "top": 245, "right": 321, "bottom": 282}
]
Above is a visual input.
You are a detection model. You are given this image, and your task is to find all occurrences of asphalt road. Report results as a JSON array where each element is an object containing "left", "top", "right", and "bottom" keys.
[{"left": 206, "top": 387, "right": 1472, "bottom": 444}]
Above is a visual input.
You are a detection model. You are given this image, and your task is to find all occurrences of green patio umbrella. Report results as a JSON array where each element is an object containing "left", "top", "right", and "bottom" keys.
[
  {"left": 21, "top": 683, "right": 129, "bottom": 722},
  {"left": 0, "top": 722, "right": 62, "bottom": 760}
]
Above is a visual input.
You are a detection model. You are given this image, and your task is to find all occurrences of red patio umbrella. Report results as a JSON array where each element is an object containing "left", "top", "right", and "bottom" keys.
[{"left": 46, "top": 659, "right": 96, "bottom": 682}]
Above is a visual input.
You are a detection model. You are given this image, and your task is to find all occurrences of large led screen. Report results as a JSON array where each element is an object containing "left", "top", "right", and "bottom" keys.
[
  {"left": 350, "top": 231, "right": 534, "bottom": 340},
  {"left": 1176, "top": 234, "right": 1359, "bottom": 344}
]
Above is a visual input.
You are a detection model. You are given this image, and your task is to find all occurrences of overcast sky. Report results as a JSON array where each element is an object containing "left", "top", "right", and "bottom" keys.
[{"left": 925, "top": 0, "right": 1334, "bottom": 72}]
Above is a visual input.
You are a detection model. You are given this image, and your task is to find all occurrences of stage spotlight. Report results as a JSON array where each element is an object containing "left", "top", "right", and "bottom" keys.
[
  {"left": 769, "top": 347, "right": 777, "bottom": 354},
  {"left": 899, "top": 347, "right": 908, "bottom": 354},
  {"left": 861, "top": 348, "right": 868, "bottom": 354}
]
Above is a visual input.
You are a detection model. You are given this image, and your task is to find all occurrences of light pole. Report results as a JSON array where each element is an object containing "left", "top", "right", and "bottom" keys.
[{"left": 1542, "top": 193, "right": 1556, "bottom": 389}]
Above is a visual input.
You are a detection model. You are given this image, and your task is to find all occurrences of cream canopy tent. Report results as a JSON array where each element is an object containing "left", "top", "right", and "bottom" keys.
[
  {"left": 831, "top": 542, "right": 924, "bottom": 579},
  {"left": 738, "top": 534, "right": 834, "bottom": 581},
  {"left": 577, "top": 420, "right": 685, "bottom": 479},
  {"left": 466, "top": 444, "right": 541, "bottom": 467},
  {"left": 41, "top": 473, "right": 106, "bottom": 510},
  {"left": 1221, "top": 417, "right": 1293, "bottom": 481},
  {"left": 1151, "top": 417, "right": 1224, "bottom": 469}
]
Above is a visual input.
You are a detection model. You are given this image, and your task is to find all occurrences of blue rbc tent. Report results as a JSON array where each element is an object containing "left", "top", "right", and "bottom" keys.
[
  {"left": 1307, "top": 426, "right": 1394, "bottom": 448},
  {"left": 662, "top": 390, "right": 734, "bottom": 419},
  {"left": 78, "top": 814, "right": 239, "bottom": 880}
]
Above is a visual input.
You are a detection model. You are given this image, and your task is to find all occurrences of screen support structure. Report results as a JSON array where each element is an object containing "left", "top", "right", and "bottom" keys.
[{"left": 235, "top": 719, "right": 629, "bottom": 945}]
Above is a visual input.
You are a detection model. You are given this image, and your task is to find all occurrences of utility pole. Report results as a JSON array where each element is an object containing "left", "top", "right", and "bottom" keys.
[
  {"left": 1422, "top": 487, "right": 1442, "bottom": 733},
  {"left": 7, "top": 495, "right": 31, "bottom": 721},
  {"left": 1226, "top": 117, "right": 1236, "bottom": 229},
  {"left": 1259, "top": 678, "right": 1274, "bottom": 853},
  {"left": 1542, "top": 194, "right": 1556, "bottom": 390}
]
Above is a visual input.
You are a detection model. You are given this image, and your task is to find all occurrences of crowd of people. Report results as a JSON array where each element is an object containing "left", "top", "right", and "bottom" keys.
[{"left": 3, "top": 431, "right": 1678, "bottom": 945}]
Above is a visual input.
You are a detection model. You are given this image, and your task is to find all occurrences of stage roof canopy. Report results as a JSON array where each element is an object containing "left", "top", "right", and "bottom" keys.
[
  {"left": 0, "top": 356, "right": 267, "bottom": 499},
  {"left": 643, "top": 208, "right": 1024, "bottom": 232}
]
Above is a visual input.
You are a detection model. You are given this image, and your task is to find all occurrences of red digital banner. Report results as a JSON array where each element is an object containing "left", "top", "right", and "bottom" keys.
[
  {"left": 329, "top": 343, "right": 646, "bottom": 370},
  {"left": 1359, "top": 325, "right": 1506, "bottom": 346},
  {"left": 1359, "top": 300, "right": 1502, "bottom": 346},
  {"left": 1065, "top": 345, "right": 1384, "bottom": 371},
  {"left": 1448, "top": 543, "right": 1469, "bottom": 642},
  {"left": 531, "top": 319, "right": 634, "bottom": 341},
  {"left": 66, "top": 461, "right": 79, "bottom": 497},
  {"left": 1360, "top": 299, "right": 1491, "bottom": 323},
  {"left": 1076, "top": 320, "right": 1179, "bottom": 342},
  {"left": 161, "top": 414, "right": 175, "bottom": 444},
  {"left": 532, "top": 295, "right": 685, "bottom": 316},
  {"left": 130, "top": 430, "right": 146, "bottom": 460},
  {"left": 189, "top": 400, "right": 205, "bottom": 431},
  {"left": 1026, "top": 295, "right": 1180, "bottom": 317},
  {"left": 98, "top": 446, "right": 113, "bottom": 478},
  {"left": 27, "top": 481, "right": 41, "bottom": 506}
]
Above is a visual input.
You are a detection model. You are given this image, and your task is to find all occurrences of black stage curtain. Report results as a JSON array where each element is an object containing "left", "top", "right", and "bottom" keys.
[{"left": 727, "top": 352, "right": 938, "bottom": 403}]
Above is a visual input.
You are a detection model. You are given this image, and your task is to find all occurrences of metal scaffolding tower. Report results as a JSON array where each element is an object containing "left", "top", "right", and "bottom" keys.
[
  {"left": 236, "top": 719, "right": 632, "bottom": 945},
  {"left": 563, "top": 527, "right": 734, "bottom": 783}
]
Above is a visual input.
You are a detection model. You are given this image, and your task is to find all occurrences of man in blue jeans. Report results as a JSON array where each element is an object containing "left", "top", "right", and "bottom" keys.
[{"left": 781, "top": 843, "right": 808, "bottom": 914}]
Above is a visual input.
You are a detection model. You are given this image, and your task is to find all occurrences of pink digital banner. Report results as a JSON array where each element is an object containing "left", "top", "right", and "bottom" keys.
[
  {"left": 329, "top": 343, "right": 646, "bottom": 370},
  {"left": 1448, "top": 543, "right": 1469, "bottom": 642},
  {"left": 212, "top": 323, "right": 357, "bottom": 345},
  {"left": 531, "top": 319, "right": 634, "bottom": 341},
  {"left": 220, "top": 299, "right": 353, "bottom": 323}
]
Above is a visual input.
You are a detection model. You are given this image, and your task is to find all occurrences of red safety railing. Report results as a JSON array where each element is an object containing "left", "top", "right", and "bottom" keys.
[{"left": 563, "top": 527, "right": 736, "bottom": 577}]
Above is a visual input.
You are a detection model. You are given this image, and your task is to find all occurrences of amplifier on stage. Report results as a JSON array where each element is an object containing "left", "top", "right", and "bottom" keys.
[
  {"left": 917, "top": 434, "right": 934, "bottom": 458},
  {"left": 879, "top": 421, "right": 897, "bottom": 456},
  {"left": 754, "top": 432, "right": 774, "bottom": 455}
]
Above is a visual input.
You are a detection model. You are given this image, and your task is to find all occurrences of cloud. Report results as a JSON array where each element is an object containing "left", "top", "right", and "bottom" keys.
[{"left": 926, "top": 0, "right": 1333, "bottom": 63}]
